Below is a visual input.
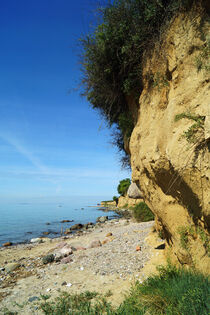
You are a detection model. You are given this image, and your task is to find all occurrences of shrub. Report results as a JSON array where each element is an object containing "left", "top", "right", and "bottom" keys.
[
  {"left": 117, "top": 178, "right": 131, "bottom": 196},
  {"left": 131, "top": 202, "right": 154, "bottom": 222},
  {"left": 80, "top": 0, "right": 197, "bottom": 167},
  {"left": 117, "top": 265, "right": 210, "bottom": 314}
]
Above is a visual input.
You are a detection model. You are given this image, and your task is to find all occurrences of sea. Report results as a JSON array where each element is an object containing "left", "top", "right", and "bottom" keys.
[{"left": 0, "top": 196, "right": 118, "bottom": 246}]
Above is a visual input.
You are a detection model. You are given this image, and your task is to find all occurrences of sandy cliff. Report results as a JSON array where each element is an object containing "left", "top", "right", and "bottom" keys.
[{"left": 129, "top": 4, "right": 210, "bottom": 272}]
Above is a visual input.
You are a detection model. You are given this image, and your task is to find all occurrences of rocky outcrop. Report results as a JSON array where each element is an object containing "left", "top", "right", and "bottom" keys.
[
  {"left": 129, "top": 4, "right": 210, "bottom": 272},
  {"left": 118, "top": 195, "right": 143, "bottom": 208},
  {"left": 127, "top": 182, "right": 143, "bottom": 199}
]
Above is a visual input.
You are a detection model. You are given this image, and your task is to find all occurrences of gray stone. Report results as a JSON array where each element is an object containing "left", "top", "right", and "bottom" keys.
[
  {"left": 127, "top": 182, "right": 143, "bottom": 199},
  {"left": 5, "top": 263, "right": 20, "bottom": 273},
  {"left": 89, "top": 240, "right": 102, "bottom": 248},
  {"left": 28, "top": 296, "right": 40, "bottom": 302},
  {"left": 96, "top": 216, "right": 108, "bottom": 223}
]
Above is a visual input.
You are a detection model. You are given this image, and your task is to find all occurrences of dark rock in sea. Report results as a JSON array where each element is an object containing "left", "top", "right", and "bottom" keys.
[
  {"left": 26, "top": 231, "right": 33, "bottom": 234},
  {"left": 46, "top": 222, "right": 51, "bottom": 225},
  {"left": 61, "top": 219, "right": 74, "bottom": 223},
  {"left": 3, "top": 242, "right": 13, "bottom": 247},
  {"left": 43, "top": 231, "right": 50, "bottom": 235},
  {"left": 70, "top": 223, "right": 84, "bottom": 230}
]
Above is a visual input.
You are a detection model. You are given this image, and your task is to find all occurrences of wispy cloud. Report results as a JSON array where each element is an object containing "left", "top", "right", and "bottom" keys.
[
  {"left": 0, "top": 132, "right": 50, "bottom": 174},
  {"left": 0, "top": 133, "right": 128, "bottom": 182}
]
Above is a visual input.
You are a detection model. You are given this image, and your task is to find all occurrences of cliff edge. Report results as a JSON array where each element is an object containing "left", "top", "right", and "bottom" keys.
[{"left": 129, "top": 4, "right": 210, "bottom": 272}]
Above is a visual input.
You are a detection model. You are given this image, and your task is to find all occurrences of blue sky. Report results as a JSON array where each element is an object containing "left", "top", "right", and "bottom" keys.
[{"left": 0, "top": 0, "right": 130, "bottom": 200}]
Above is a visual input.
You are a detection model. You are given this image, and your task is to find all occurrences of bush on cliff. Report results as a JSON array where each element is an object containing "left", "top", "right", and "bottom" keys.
[
  {"left": 117, "top": 178, "right": 131, "bottom": 196},
  {"left": 131, "top": 202, "right": 154, "bottom": 222},
  {"left": 80, "top": 0, "right": 195, "bottom": 167}
]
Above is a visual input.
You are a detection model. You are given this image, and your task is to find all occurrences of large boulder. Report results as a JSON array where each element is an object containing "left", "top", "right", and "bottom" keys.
[{"left": 127, "top": 182, "right": 143, "bottom": 199}]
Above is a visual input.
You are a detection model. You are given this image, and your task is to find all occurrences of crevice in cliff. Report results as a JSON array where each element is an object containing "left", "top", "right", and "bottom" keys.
[{"left": 153, "top": 162, "right": 202, "bottom": 222}]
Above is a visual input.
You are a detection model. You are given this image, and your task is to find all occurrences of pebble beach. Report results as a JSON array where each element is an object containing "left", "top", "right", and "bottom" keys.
[{"left": 0, "top": 217, "right": 166, "bottom": 314}]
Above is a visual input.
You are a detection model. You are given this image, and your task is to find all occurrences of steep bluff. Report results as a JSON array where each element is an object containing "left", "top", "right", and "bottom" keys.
[{"left": 129, "top": 4, "right": 210, "bottom": 272}]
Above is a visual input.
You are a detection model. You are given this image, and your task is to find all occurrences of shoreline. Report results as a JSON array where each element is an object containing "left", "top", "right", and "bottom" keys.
[
  {"left": 0, "top": 206, "right": 122, "bottom": 248},
  {"left": 0, "top": 216, "right": 166, "bottom": 314}
]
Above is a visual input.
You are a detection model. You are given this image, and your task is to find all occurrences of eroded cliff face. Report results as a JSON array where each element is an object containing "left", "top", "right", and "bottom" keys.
[{"left": 129, "top": 5, "right": 210, "bottom": 272}]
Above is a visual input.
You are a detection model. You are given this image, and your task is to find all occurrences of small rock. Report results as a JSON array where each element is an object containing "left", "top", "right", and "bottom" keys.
[
  {"left": 70, "top": 223, "right": 84, "bottom": 230},
  {"left": 66, "top": 283, "right": 72, "bottom": 287},
  {"left": 61, "top": 220, "right": 74, "bottom": 223},
  {"left": 42, "top": 254, "right": 55, "bottom": 264},
  {"left": 46, "top": 222, "right": 51, "bottom": 225},
  {"left": 106, "top": 232, "right": 113, "bottom": 237},
  {"left": 5, "top": 263, "right": 20, "bottom": 273},
  {"left": 136, "top": 246, "right": 141, "bottom": 251},
  {"left": 76, "top": 246, "right": 86, "bottom": 251},
  {"left": 80, "top": 266, "right": 84, "bottom": 271},
  {"left": 46, "top": 288, "right": 51, "bottom": 292},
  {"left": 60, "top": 257, "right": 73, "bottom": 264},
  {"left": 43, "top": 232, "right": 50, "bottom": 235},
  {"left": 96, "top": 216, "right": 108, "bottom": 223},
  {"left": 61, "top": 281, "right": 67, "bottom": 286},
  {"left": 3, "top": 242, "right": 13, "bottom": 247},
  {"left": 30, "top": 238, "right": 43, "bottom": 244},
  {"left": 56, "top": 242, "right": 67, "bottom": 249},
  {"left": 102, "top": 239, "right": 109, "bottom": 245},
  {"left": 28, "top": 296, "right": 40, "bottom": 303},
  {"left": 64, "top": 228, "right": 72, "bottom": 235},
  {"left": 89, "top": 240, "right": 102, "bottom": 248}
]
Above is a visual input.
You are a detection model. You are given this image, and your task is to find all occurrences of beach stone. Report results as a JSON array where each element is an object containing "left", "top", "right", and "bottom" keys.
[
  {"left": 136, "top": 246, "right": 141, "bottom": 251},
  {"left": 54, "top": 245, "right": 73, "bottom": 260},
  {"left": 42, "top": 254, "right": 55, "bottom": 265},
  {"left": 64, "top": 228, "right": 72, "bottom": 234},
  {"left": 76, "top": 246, "right": 86, "bottom": 251},
  {"left": 106, "top": 232, "right": 113, "bottom": 237},
  {"left": 56, "top": 242, "right": 67, "bottom": 249},
  {"left": 102, "top": 239, "right": 109, "bottom": 245},
  {"left": 28, "top": 296, "right": 40, "bottom": 303},
  {"left": 5, "top": 263, "right": 20, "bottom": 273},
  {"left": 30, "top": 238, "right": 43, "bottom": 244},
  {"left": 61, "top": 281, "right": 67, "bottom": 286},
  {"left": 3, "top": 242, "right": 13, "bottom": 247},
  {"left": 89, "top": 240, "right": 102, "bottom": 248},
  {"left": 70, "top": 223, "right": 83, "bottom": 230},
  {"left": 96, "top": 216, "right": 108, "bottom": 223},
  {"left": 43, "top": 232, "right": 50, "bottom": 235},
  {"left": 60, "top": 257, "right": 73, "bottom": 264}
]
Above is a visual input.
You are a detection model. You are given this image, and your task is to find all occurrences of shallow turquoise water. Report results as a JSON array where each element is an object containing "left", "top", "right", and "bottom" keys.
[{"left": 0, "top": 196, "right": 117, "bottom": 246}]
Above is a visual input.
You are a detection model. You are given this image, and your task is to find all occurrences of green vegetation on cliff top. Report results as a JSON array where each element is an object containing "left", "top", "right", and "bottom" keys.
[{"left": 80, "top": 0, "right": 198, "bottom": 167}]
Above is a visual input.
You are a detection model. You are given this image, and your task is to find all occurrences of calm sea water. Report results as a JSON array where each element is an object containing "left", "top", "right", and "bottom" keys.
[{"left": 0, "top": 196, "right": 118, "bottom": 246}]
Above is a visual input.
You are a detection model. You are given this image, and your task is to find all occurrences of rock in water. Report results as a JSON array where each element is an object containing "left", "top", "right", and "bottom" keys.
[{"left": 70, "top": 223, "right": 83, "bottom": 230}]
